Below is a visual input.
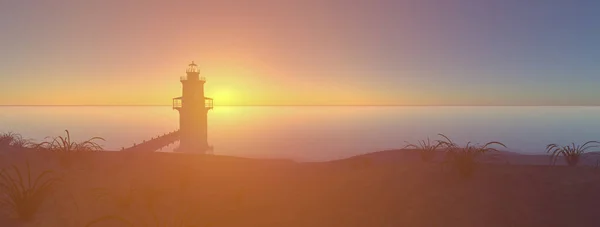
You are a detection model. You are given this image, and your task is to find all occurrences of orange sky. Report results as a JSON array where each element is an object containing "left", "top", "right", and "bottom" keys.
[
  {"left": 2, "top": 1, "right": 600, "bottom": 106},
  {"left": 0, "top": 1, "right": 408, "bottom": 106},
  {"left": 0, "top": 0, "right": 434, "bottom": 106}
]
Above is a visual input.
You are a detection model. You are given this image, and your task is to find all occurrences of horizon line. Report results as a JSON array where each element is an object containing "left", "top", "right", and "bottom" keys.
[{"left": 2, "top": 104, "right": 600, "bottom": 107}]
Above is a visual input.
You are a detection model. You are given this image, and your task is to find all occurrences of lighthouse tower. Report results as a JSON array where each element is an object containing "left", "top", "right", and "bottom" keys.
[{"left": 173, "top": 61, "right": 213, "bottom": 153}]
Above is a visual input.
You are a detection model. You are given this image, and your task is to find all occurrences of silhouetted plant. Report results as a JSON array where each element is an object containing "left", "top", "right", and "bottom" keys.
[
  {"left": 11, "top": 137, "right": 32, "bottom": 149},
  {"left": 437, "top": 134, "right": 507, "bottom": 178},
  {"left": 546, "top": 141, "right": 600, "bottom": 166},
  {"left": 404, "top": 137, "right": 443, "bottom": 162},
  {"left": 0, "top": 161, "right": 59, "bottom": 221},
  {"left": 0, "top": 132, "right": 32, "bottom": 149},
  {"left": 35, "top": 130, "right": 104, "bottom": 168},
  {"left": 36, "top": 130, "right": 104, "bottom": 152},
  {"left": 0, "top": 132, "right": 17, "bottom": 147}
]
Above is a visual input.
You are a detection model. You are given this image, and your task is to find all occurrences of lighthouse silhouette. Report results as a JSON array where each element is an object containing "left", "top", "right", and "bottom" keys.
[{"left": 173, "top": 61, "right": 213, "bottom": 153}]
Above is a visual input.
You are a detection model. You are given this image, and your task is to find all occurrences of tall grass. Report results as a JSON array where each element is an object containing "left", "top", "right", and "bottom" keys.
[
  {"left": 35, "top": 130, "right": 105, "bottom": 168},
  {"left": 546, "top": 141, "right": 600, "bottom": 166},
  {"left": 0, "top": 161, "right": 59, "bottom": 221},
  {"left": 437, "top": 134, "right": 507, "bottom": 178},
  {"left": 404, "top": 137, "right": 443, "bottom": 162},
  {"left": 35, "top": 130, "right": 104, "bottom": 152},
  {"left": 0, "top": 132, "right": 18, "bottom": 147},
  {"left": 0, "top": 132, "right": 32, "bottom": 149}
]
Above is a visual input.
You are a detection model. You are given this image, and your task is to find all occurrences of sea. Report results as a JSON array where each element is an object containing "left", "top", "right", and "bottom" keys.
[{"left": 1, "top": 106, "right": 600, "bottom": 162}]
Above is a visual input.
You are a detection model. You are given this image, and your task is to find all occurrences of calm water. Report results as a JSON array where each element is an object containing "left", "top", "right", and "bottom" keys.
[{"left": 1, "top": 106, "right": 600, "bottom": 161}]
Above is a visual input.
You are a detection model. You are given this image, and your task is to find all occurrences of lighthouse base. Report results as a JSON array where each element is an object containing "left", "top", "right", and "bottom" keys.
[{"left": 175, "top": 143, "right": 214, "bottom": 154}]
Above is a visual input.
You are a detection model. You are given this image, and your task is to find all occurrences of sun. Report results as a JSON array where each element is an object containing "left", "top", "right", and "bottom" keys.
[{"left": 210, "top": 88, "right": 238, "bottom": 106}]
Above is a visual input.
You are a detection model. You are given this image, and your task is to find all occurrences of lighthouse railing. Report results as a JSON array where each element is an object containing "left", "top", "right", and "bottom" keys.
[
  {"left": 173, "top": 97, "right": 182, "bottom": 109},
  {"left": 180, "top": 76, "right": 206, "bottom": 82},
  {"left": 205, "top": 98, "right": 213, "bottom": 109}
]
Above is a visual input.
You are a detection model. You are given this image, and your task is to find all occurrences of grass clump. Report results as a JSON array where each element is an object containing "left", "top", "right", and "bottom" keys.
[
  {"left": 0, "top": 132, "right": 20, "bottom": 147},
  {"left": 546, "top": 141, "right": 600, "bottom": 166},
  {"left": 0, "top": 132, "right": 32, "bottom": 149},
  {"left": 404, "top": 137, "right": 443, "bottom": 162},
  {"left": 0, "top": 161, "right": 59, "bottom": 222},
  {"left": 34, "top": 130, "right": 104, "bottom": 168},
  {"left": 36, "top": 130, "right": 104, "bottom": 152},
  {"left": 437, "top": 134, "right": 507, "bottom": 178}
]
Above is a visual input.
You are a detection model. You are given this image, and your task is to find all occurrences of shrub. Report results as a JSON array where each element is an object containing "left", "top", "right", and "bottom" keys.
[
  {"left": 546, "top": 141, "right": 600, "bottom": 166},
  {"left": 404, "top": 137, "right": 443, "bottom": 162},
  {"left": 437, "top": 134, "right": 507, "bottom": 178},
  {"left": 0, "top": 161, "right": 59, "bottom": 221}
]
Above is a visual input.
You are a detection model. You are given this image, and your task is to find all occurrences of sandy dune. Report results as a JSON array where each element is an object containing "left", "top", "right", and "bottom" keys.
[{"left": 0, "top": 150, "right": 599, "bottom": 227}]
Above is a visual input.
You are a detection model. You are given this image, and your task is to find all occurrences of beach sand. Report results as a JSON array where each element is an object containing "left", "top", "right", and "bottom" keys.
[{"left": 0, "top": 150, "right": 599, "bottom": 227}]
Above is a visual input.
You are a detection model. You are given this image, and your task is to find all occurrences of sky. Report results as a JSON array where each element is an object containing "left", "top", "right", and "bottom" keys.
[{"left": 1, "top": 0, "right": 599, "bottom": 106}]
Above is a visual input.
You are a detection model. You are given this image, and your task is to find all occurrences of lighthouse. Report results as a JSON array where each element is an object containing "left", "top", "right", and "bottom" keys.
[{"left": 173, "top": 61, "right": 213, "bottom": 153}]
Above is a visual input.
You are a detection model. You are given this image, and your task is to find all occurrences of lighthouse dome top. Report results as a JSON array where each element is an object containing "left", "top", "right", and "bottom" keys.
[{"left": 186, "top": 61, "right": 199, "bottom": 73}]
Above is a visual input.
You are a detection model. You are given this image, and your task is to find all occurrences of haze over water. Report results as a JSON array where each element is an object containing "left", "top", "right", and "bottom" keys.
[{"left": 2, "top": 106, "right": 600, "bottom": 161}]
